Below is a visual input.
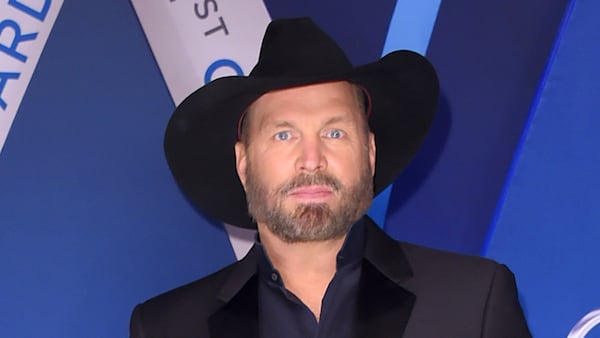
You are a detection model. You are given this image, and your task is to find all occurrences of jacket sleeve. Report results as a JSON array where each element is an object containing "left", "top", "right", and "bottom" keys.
[
  {"left": 481, "top": 264, "right": 532, "bottom": 338},
  {"left": 129, "top": 304, "right": 147, "bottom": 338}
]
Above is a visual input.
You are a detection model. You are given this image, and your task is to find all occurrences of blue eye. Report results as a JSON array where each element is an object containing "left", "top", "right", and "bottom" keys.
[
  {"left": 327, "top": 129, "right": 344, "bottom": 139},
  {"left": 274, "top": 131, "right": 291, "bottom": 141}
]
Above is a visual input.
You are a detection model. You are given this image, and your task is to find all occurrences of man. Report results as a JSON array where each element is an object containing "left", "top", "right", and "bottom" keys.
[{"left": 130, "top": 17, "right": 531, "bottom": 337}]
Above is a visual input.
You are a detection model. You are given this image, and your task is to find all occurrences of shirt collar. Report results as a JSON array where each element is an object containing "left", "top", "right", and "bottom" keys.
[{"left": 256, "top": 218, "right": 366, "bottom": 286}]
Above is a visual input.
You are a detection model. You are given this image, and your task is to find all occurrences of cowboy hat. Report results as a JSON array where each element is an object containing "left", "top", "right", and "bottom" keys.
[{"left": 164, "top": 17, "right": 439, "bottom": 229}]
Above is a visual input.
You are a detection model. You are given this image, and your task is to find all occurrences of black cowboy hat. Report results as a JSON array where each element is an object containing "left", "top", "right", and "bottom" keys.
[{"left": 164, "top": 17, "right": 439, "bottom": 229}]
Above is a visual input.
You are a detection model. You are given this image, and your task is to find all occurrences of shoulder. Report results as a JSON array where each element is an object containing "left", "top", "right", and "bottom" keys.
[
  {"left": 399, "top": 241, "right": 504, "bottom": 276},
  {"left": 393, "top": 242, "right": 530, "bottom": 336},
  {"left": 130, "top": 249, "right": 257, "bottom": 338},
  {"left": 396, "top": 241, "right": 520, "bottom": 311},
  {"left": 139, "top": 260, "right": 240, "bottom": 316},
  {"left": 364, "top": 218, "right": 506, "bottom": 283},
  {"left": 397, "top": 240, "right": 518, "bottom": 298}
]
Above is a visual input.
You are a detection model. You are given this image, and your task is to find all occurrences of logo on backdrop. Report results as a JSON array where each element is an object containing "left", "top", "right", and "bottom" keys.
[
  {"left": 0, "top": 0, "right": 63, "bottom": 153},
  {"left": 130, "top": 0, "right": 271, "bottom": 105},
  {"left": 568, "top": 309, "right": 600, "bottom": 338}
]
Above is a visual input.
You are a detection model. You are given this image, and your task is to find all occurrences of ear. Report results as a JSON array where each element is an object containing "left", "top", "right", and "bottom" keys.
[
  {"left": 234, "top": 141, "right": 248, "bottom": 190},
  {"left": 368, "top": 132, "right": 376, "bottom": 176}
]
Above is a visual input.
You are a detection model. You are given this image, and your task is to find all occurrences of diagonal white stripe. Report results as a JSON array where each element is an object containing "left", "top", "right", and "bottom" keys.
[{"left": 0, "top": 0, "right": 64, "bottom": 154}]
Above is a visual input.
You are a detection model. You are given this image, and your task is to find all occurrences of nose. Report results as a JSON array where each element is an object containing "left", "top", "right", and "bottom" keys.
[{"left": 295, "top": 136, "right": 327, "bottom": 173}]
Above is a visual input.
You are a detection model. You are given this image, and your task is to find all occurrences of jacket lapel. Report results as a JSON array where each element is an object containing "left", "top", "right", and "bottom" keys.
[
  {"left": 207, "top": 246, "right": 260, "bottom": 338},
  {"left": 354, "top": 218, "right": 416, "bottom": 337},
  {"left": 208, "top": 276, "right": 259, "bottom": 338},
  {"left": 206, "top": 219, "right": 415, "bottom": 338}
]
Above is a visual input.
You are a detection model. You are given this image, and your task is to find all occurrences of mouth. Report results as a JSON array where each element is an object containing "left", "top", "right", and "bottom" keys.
[{"left": 287, "top": 185, "right": 334, "bottom": 202}]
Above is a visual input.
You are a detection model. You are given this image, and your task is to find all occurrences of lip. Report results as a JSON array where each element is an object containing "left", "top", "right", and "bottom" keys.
[{"left": 288, "top": 185, "right": 334, "bottom": 202}]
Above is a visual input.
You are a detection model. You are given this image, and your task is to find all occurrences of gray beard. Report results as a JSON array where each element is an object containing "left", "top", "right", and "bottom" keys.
[{"left": 244, "top": 163, "right": 373, "bottom": 243}]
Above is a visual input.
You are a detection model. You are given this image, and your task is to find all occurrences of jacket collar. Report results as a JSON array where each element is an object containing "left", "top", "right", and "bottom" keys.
[
  {"left": 363, "top": 216, "right": 414, "bottom": 283},
  {"left": 355, "top": 217, "right": 415, "bottom": 337},
  {"left": 208, "top": 217, "right": 415, "bottom": 338}
]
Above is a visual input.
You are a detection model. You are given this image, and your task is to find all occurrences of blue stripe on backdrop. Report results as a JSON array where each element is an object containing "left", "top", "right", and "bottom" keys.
[
  {"left": 368, "top": 0, "right": 441, "bottom": 226},
  {"left": 384, "top": 0, "right": 570, "bottom": 255},
  {"left": 482, "top": 0, "right": 577, "bottom": 255},
  {"left": 486, "top": 0, "right": 600, "bottom": 336},
  {"left": 382, "top": 0, "right": 441, "bottom": 55}
]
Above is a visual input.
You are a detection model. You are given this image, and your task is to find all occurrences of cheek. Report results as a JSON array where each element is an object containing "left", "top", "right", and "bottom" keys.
[
  {"left": 247, "top": 151, "right": 291, "bottom": 186},
  {"left": 264, "top": 141, "right": 302, "bottom": 164},
  {"left": 328, "top": 149, "right": 367, "bottom": 181}
]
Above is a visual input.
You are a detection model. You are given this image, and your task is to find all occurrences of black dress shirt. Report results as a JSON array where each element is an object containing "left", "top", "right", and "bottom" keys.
[{"left": 257, "top": 220, "right": 366, "bottom": 338}]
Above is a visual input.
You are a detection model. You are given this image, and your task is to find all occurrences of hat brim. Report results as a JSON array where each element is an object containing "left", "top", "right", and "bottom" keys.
[{"left": 164, "top": 50, "right": 439, "bottom": 229}]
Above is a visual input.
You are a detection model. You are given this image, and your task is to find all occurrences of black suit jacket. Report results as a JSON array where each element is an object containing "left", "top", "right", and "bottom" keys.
[{"left": 130, "top": 218, "right": 531, "bottom": 337}]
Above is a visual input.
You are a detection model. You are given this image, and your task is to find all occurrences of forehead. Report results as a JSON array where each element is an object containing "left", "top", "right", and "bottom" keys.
[{"left": 246, "top": 81, "right": 361, "bottom": 127}]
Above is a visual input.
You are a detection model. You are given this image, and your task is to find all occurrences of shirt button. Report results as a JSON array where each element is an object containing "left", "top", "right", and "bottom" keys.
[{"left": 271, "top": 272, "right": 278, "bottom": 282}]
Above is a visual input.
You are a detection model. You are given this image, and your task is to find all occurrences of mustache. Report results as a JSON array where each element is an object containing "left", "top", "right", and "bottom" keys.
[{"left": 278, "top": 172, "right": 342, "bottom": 195}]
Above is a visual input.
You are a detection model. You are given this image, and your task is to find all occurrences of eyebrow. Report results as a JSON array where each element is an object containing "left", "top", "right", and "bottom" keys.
[
  {"left": 264, "top": 115, "right": 352, "bottom": 129},
  {"left": 322, "top": 115, "right": 351, "bottom": 126},
  {"left": 261, "top": 120, "right": 295, "bottom": 131}
]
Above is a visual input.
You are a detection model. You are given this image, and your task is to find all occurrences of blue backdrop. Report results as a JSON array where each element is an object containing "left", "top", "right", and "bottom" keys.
[
  {"left": 487, "top": 0, "right": 600, "bottom": 335},
  {"left": 1, "top": 0, "right": 598, "bottom": 337}
]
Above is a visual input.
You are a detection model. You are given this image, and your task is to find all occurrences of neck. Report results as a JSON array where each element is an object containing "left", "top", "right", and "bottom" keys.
[
  {"left": 257, "top": 223, "right": 347, "bottom": 320},
  {"left": 258, "top": 224, "right": 345, "bottom": 274}
]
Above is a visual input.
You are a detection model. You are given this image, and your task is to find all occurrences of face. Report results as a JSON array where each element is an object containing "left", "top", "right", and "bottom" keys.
[{"left": 235, "top": 81, "right": 376, "bottom": 243}]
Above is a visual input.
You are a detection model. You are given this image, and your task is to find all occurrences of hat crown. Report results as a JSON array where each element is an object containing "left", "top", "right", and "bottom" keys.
[{"left": 250, "top": 18, "right": 353, "bottom": 78}]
